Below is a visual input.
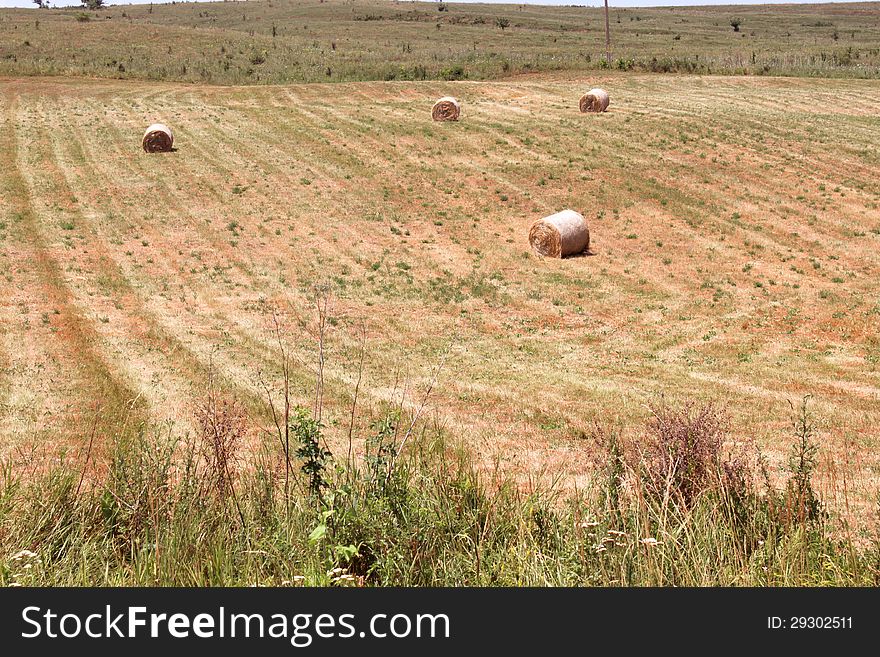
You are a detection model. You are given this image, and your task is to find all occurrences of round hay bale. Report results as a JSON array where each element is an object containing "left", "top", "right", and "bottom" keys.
[
  {"left": 579, "top": 88, "right": 610, "bottom": 113},
  {"left": 432, "top": 96, "right": 461, "bottom": 122},
  {"left": 142, "top": 123, "right": 174, "bottom": 153},
  {"left": 528, "top": 210, "right": 590, "bottom": 258}
]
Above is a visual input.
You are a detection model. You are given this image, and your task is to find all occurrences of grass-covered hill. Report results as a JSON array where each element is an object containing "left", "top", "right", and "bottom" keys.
[{"left": 1, "top": 1, "right": 879, "bottom": 83}]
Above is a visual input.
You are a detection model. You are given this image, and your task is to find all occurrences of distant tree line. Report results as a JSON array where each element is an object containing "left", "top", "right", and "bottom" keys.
[{"left": 32, "top": 0, "right": 110, "bottom": 8}]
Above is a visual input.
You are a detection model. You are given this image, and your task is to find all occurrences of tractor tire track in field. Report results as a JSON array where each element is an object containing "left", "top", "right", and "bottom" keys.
[
  {"left": 44, "top": 106, "right": 217, "bottom": 430},
  {"left": 43, "top": 95, "right": 303, "bottom": 426},
  {"left": 6, "top": 86, "right": 264, "bottom": 442},
  {"left": 48, "top": 90, "right": 376, "bottom": 430},
  {"left": 77, "top": 95, "right": 344, "bottom": 402},
  {"left": 0, "top": 94, "right": 146, "bottom": 453}
]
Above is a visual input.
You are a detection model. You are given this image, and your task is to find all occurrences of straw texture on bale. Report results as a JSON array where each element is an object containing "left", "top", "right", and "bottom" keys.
[
  {"left": 529, "top": 210, "right": 590, "bottom": 258},
  {"left": 142, "top": 123, "right": 174, "bottom": 153},
  {"left": 579, "top": 88, "right": 610, "bottom": 113},
  {"left": 432, "top": 96, "right": 461, "bottom": 122}
]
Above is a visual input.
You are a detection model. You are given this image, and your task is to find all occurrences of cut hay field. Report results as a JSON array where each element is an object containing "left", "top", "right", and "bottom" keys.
[{"left": 1, "top": 71, "right": 879, "bottom": 526}]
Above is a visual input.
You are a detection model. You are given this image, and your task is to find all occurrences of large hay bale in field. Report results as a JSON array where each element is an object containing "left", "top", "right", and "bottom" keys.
[
  {"left": 142, "top": 123, "right": 174, "bottom": 153},
  {"left": 432, "top": 96, "right": 461, "bottom": 122},
  {"left": 579, "top": 88, "right": 610, "bottom": 113},
  {"left": 529, "top": 210, "right": 590, "bottom": 258}
]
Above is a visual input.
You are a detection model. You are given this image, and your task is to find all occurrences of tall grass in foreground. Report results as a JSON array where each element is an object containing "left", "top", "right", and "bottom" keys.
[{"left": 1, "top": 394, "right": 877, "bottom": 586}]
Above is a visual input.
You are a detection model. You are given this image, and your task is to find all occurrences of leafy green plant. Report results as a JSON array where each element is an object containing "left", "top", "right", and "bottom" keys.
[{"left": 292, "top": 407, "right": 332, "bottom": 499}]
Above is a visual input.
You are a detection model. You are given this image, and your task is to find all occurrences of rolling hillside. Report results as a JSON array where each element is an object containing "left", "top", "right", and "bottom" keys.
[{"left": 0, "top": 1, "right": 879, "bottom": 83}]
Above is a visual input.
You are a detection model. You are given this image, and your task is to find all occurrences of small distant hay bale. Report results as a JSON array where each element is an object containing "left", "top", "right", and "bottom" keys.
[
  {"left": 432, "top": 96, "right": 461, "bottom": 122},
  {"left": 528, "top": 210, "right": 590, "bottom": 258},
  {"left": 142, "top": 123, "right": 174, "bottom": 153},
  {"left": 579, "top": 88, "right": 610, "bottom": 113}
]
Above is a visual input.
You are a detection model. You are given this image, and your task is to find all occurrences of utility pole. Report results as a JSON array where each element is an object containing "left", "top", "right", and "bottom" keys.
[{"left": 604, "top": 0, "right": 612, "bottom": 64}]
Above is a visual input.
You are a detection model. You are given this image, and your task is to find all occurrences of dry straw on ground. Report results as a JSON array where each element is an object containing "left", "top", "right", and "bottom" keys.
[
  {"left": 432, "top": 96, "right": 461, "bottom": 121},
  {"left": 579, "top": 88, "right": 610, "bottom": 113},
  {"left": 142, "top": 123, "right": 174, "bottom": 152},
  {"left": 528, "top": 210, "right": 590, "bottom": 258}
]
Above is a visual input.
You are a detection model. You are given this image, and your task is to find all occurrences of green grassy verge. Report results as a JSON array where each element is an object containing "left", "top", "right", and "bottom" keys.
[{"left": 1, "top": 395, "right": 876, "bottom": 586}]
